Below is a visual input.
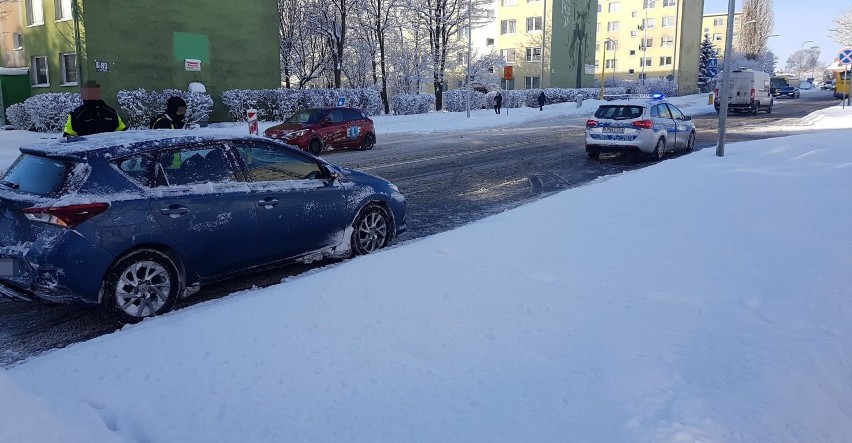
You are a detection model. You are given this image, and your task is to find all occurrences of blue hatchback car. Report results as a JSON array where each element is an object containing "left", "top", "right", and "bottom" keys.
[{"left": 0, "top": 131, "right": 406, "bottom": 323}]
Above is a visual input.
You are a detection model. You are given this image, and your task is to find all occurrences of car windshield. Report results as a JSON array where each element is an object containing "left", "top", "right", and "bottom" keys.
[
  {"left": 594, "top": 105, "right": 644, "bottom": 120},
  {"left": 771, "top": 78, "right": 789, "bottom": 88},
  {"left": 286, "top": 110, "right": 325, "bottom": 124}
]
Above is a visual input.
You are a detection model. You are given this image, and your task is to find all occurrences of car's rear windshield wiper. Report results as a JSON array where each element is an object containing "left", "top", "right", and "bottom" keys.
[{"left": 0, "top": 179, "right": 19, "bottom": 189}]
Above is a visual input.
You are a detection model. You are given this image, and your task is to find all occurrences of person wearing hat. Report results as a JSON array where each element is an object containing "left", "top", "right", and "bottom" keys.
[
  {"left": 63, "top": 80, "right": 126, "bottom": 136},
  {"left": 150, "top": 96, "right": 188, "bottom": 129}
]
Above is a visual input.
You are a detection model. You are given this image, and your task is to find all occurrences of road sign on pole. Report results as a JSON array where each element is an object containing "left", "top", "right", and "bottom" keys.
[
  {"left": 838, "top": 47, "right": 852, "bottom": 65},
  {"left": 708, "top": 67, "right": 718, "bottom": 78},
  {"left": 708, "top": 58, "right": 718, "bottom": 68}
]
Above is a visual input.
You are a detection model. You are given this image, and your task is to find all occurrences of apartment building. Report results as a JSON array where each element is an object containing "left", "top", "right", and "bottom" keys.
[
  {"left": 493, "top": 0, "right": 597, "bottom": 90},
  {"left": 702, "top": 11, "right": 742, "bottom": 56},
  {"left": 594, "top": 0, "right": 704, "bottom": 95}
]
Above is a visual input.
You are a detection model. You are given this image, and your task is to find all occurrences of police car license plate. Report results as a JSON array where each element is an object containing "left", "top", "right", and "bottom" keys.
[
  {"left": 602, "top": 127, "right": 624, "bottom": 133},
  {"left": 0, "top": 258, "right": 15, "bottom": 277}
]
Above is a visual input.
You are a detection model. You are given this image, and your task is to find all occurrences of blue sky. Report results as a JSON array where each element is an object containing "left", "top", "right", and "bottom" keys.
[{"left": 704, "top": 0, "right": 845, "bottom": 71}]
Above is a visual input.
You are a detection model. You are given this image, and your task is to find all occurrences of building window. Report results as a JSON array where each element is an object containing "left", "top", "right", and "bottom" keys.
[
  {"left": 12, "top": 33, "right": 23, "bottom": 50},
  {"left": 660, "top": 56, "right": 672, "bottom": 65},
  {"left": 630, "top": 30, "right": 638, "bottom": 37},
  {"left": 486, "top": 38, "right": 495, "bottom": 46},
  {"left": 607, "top": 21, "right": 619, "bottom": 32},
  {"left": 55, "top": 0, "right": 72, "bottom": 20},
  {"left": 629, "top": 50, "right": 636, "bottom": 55},
  {"left": 528, "top": 0, "right": 542, "bottom": 2},
  {"left": 595, "top": 41, "right": 600, "bottom": 51},
  {"left": 631, "top": 11, "right": 638, "bottom": 17},
  {"left": 643, "top": 38, "right": 653, "bottom": 48},
  {"left": 31, "top": 55, "right": 48, "bottom": 86},
  {"left": 643, "top": 0, "right": 656, "bottom": 8},
  {"left": 640, "top": 57, "right": 652, "bottom": 67},
  {"left": 661, "top": 36, "right": 674, "bottom": 47},
  {"left": 458, "top": 26, "right": 470, "bottom": 40},
  {"left": 605, "top": 59, "right": 616, "bottom": 69},
  {"left": 608, "top": 2, "right": 620, "bottom": 12},
  {"left": 526, "top": 47, "right": 542, "bottom": 62},
  {"left": 524, "top": 76, "right": 540, "bottom": 89},
  {"left": 486, "top": 9, "right": 496, "bottom": 18},
  {"left": 60, "top": 52, "right": 77, "bottom": 85},
  {"left": 25, "top": 0, "right": 44, "bottom": 26},
  {"left": 713, "top": 18, "right": 724, "bottom": 26},
  {"left": 605, "top": 40, "right": 618, "bottom": 50},
  {"left": 642, "top": 18, "right": 654, "bottom": 29},
  {"left": 597, "top": 3, "right": 602, "bottom": 12},
  {"left": 500, "top": 48, "right": 516, "bottom": 64},
  {"left": 501, "top": 0, "right": 516, "bottom": 5},
  {"left": 639, "top": 73, "right": 647, "bottom": 80},
  {"left": 663, "top": 0, "right": 676, "bottom": 6},
  {"left": 629, "top": 68, "right": 635, "bottom": 74},
  {"left": 713, "top": 33, "right": 723, "bottom": 41},
  {"left": 500, "top": 20, "right": 516, "bottom": 35},
  {"left": 662, "top": 16, "right": 675, "bottom": 27},
  {"left": 594, "top": 60, "right": 599, "bottom": 68},
  {"left": 526, "top": 16, "right": 542, "bottom": 32},
  {"left": 596, "top": 22, "right": 601, "bottom": 33}
]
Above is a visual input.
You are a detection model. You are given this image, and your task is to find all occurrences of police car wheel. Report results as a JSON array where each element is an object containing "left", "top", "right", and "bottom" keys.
[
  {"left": 653, "top": 138, "right": 665, "bottom": 160},
  {"left": 685, "top": 132, "right": 695, "bottom": 152},
  {"left": 309, "top": 139, "right": 323, "bottom": 155}
]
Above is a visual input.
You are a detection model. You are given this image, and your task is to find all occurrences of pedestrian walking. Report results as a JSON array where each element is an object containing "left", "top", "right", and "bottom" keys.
[
  {"left": 494, "top": 91, "right": 503, "bottom": 114},
  {"left": 63, "top": 80, "right": 126, "bottom": 136},
  {"left": 538, "top": 91, "right": 546, "bottom": 111},
  {"left": 150, "top": 96, "right": 187, "bottom": 129}
]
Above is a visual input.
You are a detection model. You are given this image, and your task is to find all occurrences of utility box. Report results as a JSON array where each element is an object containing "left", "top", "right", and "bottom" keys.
[{"left": 0, "top": 68, "right": 31, "bottom": 127}]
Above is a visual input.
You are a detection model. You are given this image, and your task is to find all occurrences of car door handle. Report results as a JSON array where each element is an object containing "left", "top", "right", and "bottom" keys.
[
  {"left": 160, "top": 205, "right": 189, "bottom": 218},
  {"left": 258, "top": 198, "right": 280, "bottom": 208}
]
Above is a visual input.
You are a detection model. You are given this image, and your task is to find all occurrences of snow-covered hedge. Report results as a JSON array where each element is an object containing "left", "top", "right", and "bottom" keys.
[
  {"left": 442, "top": 89, "right": 487, "bottom": 112},
  {"left": 390, "top": 94, "right": 435, "bottom": 115},
  {"left": 15, "top": 93, "right": 82, "bottom": 132},
  {"left": 5, "top": 103, "right": 30, "bottom": 130},
  {"left": 221, "top": 88, "right": 383, "bottom": 122},
  {"left": 117, "top": 88, "right": 213, "bottom": 129}
]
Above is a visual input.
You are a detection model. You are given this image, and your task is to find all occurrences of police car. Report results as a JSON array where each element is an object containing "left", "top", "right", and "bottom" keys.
[{"left": 585, "top": 95, "right": 696, "bottom": 160}]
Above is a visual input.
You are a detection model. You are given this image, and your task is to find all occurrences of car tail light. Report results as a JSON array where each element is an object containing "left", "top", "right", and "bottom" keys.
[
  {"left": 632, "top": 120, "right": 654, "bottom": 129},
  {"left": 23, "top": 203, "right": 110, "bottom": 228},
  {"left": 750, "top": 88, "right": 756, "bottom": 100},
  {"left": 714, "top": 88, "right": 719, "bottom": 97},
  {"left": 586, "top": 119, "right": 598, "bottom": 127}
]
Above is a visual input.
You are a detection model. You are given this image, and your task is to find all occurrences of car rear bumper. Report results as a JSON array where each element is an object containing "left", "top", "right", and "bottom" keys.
[{"left": 585, "top": 144, "right": 646, "bottom": 155}]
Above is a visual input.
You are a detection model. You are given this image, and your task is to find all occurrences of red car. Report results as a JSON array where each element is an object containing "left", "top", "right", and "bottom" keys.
[{"left": 264, "top": 107, "right": 376, "bottom": 155}]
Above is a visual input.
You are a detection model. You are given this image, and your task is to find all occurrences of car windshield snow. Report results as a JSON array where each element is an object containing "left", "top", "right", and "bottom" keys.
[
  {"left": 594, "top": 105, "right": 644, "bottom": 120},
  {"left": 286, "top": 110, "right": 325, "bottom": 124}
]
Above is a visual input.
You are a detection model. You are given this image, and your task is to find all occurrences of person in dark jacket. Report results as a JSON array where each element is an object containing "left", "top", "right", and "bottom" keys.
[
  {"left": 494, "top": 91, "right": 503, "bottom": 114},
  {"left": 63, "top": 80, "right": 126, "bottom": 137},
  {"left": 538, "top": 91, "right": 547, "bottom": 111},
  {"left": 150, "top": 96, "right": 187, "bottom": 129}
]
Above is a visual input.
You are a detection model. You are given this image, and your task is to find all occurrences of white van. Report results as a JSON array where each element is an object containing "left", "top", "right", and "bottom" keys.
[{"left": 714, "top": 69, "right": 774, "bottom": 115}]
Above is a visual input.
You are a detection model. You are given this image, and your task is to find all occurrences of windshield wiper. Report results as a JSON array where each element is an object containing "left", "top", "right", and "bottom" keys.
[{"left": 0, "top": 179, "right": 19, "bottom": 190}]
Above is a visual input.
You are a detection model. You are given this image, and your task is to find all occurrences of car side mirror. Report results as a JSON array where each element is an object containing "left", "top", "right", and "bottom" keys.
[
  {"left": 322, "top": 165, "right": 343, "bottom": 182},
  {"left": 683, "top": 115, "right": 692, "bottom": 121}
]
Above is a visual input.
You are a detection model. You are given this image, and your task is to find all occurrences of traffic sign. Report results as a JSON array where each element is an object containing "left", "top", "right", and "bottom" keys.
[
  {"left": 838, "top": 47, "right": 852, "bottom": 65},
  {"left": 708, "top": 58, "right": 718, "bottom": 68},
  {"left": 708, "top": 67, "right": 718, "bottom": 78}
]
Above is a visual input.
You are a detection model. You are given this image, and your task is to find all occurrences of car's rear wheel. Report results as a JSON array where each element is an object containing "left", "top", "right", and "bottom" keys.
[
  {"left": 766, "top": 101, "right": 773, "bottom": 114},
  {"left": 351, "top": 204, "right": 391, "bottom": 255},
  {"left": 685, "top": 131, "right": 695, "bottom": 152},
  {"left": 652, "top": 138, "right": 666, "bottom": 160},
  {"left": 102, "top": 249, "right": 181, "bottom": 324},
  {"left": 309, "top": 139, "right": 323, "bottom": 155},
  {"left": 752, "top": 103, "right": 760, "bottom": 115},
  {"left": 360, "top": 133, "right": 375, "bottom": 150}
]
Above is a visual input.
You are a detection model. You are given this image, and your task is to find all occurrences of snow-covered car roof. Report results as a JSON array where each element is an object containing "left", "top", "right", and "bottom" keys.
[
  {"left": 596, "top": 98, "right": 669, "bottom": 108},
  {"left": 18, "top": 130, "right": 276, "bottom": 160}
]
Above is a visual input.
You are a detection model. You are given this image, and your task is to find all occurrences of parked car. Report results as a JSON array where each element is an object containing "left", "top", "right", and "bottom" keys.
[
  {"left": 770, "top": 76, "right": 801, "bottom": 98},
  {"left": 714, "top": 69, "right": 774, "bottom": 114},
  {"left": 821, "top": 81, "right": 835, "bottom": 90},
  {"left": 585, "top": 97, "right": 696, "bottom": 160},
  {"left": 0, "top": 131, "right": 406, "bottom": 323},
  {"left": 264, "top": 107, "right": 376, "bottom": 155}
]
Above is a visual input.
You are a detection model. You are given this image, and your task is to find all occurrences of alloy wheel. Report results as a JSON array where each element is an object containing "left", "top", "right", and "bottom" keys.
[
  {"left": 115, "top": 261, "right": 172, "bottom": 318},
  {"left": 355, "top": 210, "right": 389, "bottom": 253}
]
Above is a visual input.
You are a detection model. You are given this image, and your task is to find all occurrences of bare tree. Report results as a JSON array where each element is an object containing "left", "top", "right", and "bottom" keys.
[
  {"left": 358, "top": 0, "right": 403, "bottom": 113},
  {"left": 409, "top": 0, "right": 492, "bottom": 110},
  {"left": 786, "top": 47, "right": 821, "bottom": 79},
  {"left": 308, "top": 0, "right": 357, "bottom": 88},
  {"left": 829, "top": 7, "right": 852, "bottom": 47},
  {"left": 387, "top": 22, "right": 430, "bottom": 96},
  {"left": 736, "top": 0, "right": 774, "bottom": 60}
]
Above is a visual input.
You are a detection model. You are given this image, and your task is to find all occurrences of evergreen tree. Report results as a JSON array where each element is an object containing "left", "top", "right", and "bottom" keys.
[{"left": 698, "top": 34, "right": 718, "bottom": 93}]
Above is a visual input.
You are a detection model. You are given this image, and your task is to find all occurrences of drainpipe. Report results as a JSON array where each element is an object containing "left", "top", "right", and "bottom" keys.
[{"left": 72, "top": 0, "right": 83, "bottom": 92}]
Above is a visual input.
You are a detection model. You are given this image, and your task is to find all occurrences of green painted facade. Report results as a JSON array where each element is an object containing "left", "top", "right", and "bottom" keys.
[
  {"left": 548, "top": 0, "right": 597, "bottom": 88},
  {"left": 23, "top": 0, "right": 280, "bottom": 120}
]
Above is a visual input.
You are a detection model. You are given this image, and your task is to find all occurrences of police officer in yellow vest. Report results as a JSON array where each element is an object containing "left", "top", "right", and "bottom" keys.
[
  {"left": 63, "top": 80, "right": 126, "bottom": 136},
  {"left": 150, "top": 96, "right": 187, "bottom": 130}
]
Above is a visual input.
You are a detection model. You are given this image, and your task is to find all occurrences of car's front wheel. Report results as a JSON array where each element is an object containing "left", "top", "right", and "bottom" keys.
[
  {"left": 309, "top": 139, "right": 323, "bottom": 155},
  {"left": 101, "top": 249, "right": 181, "bottom": 324},
  {"left": 351, "top": 204, "right": 391, "bottom": 255},
  {"left": 685, "top": 131, "right": 695, "bottom": 152},
  {"left": 360, "top": 133, "right": 376, "bottom": 150}
]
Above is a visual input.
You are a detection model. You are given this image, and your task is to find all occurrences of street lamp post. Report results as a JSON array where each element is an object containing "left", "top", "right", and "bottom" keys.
[
  {"left": 600, "top": 38, "right": 615, "bottom": 99},
  {"left": 716, "top": 0, "right": 737, "bottom": 157},
  {"left": 465, "top": 0, "right": 472, "bottom": 118},
  {"left": 799, "top": 40, "right": 813, "bottom": 79}
]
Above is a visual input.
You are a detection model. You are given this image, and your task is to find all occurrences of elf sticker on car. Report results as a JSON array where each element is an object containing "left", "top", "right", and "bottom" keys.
[{"left": 348, "top": 126, "right": 362, "bottom": 139}]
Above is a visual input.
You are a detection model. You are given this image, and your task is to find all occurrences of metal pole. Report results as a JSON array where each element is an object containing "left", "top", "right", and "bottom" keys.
[
  {"left": 600, "top": 43, "right": 606, "bottom": 99},
  {"left": 466, "top": 0, "right": 472, "bottom": 118},
  {"left": 72, "top": 0, "right": 83, "bottom": 91},
  {"left": 716, "top": 0, "right": 736, "bottom": 157},
  {"left": 540, "top": 0, "right": 546, "bottom": 86}
]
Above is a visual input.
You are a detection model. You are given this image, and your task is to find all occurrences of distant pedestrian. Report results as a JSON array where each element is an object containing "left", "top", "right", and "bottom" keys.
[
  {"left": 538, "top": 91, "right": 546, "bottom": 111},
  {"left": 494, "top": 91, "right": 503, "bottom": 114},
  {"left": 150, "top": 96, "right": 187, "bottom": 129},
  {"left": 63, "top": 80, "right": 126, "bottom": 137}
]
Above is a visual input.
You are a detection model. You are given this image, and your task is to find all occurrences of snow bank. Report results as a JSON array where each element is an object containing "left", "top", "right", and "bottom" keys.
[{"left": 2, "top": 103, "right": 852, "bottom": 442}]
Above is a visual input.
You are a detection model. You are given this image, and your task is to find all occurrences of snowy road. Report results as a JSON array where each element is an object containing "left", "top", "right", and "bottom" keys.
[{"left": 0, "top": 90, "right": 839, "bottom": 367}]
